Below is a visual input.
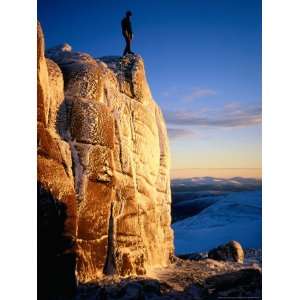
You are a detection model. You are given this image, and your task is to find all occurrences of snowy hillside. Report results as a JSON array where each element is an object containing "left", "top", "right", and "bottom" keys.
[
  {"left": 172, "top": 185, "right": 261, "bottom": 254},
  {"left": 171, "top": 176, "right": 261, "bottom": 223}
]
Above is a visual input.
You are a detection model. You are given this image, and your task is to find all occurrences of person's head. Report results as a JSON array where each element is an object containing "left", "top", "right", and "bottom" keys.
[{"left": 126, "top": 11, "right": 132, "bottom": 18}]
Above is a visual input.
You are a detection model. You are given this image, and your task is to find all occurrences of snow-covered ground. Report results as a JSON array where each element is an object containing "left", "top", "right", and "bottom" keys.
[{"left": 172, "top": 186, "right": 262, "bottom": 254}]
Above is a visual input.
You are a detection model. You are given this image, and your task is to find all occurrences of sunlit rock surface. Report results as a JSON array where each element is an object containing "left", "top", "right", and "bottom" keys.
[{"left": 38, "top": 22, "right": 173, "bottom": 286}]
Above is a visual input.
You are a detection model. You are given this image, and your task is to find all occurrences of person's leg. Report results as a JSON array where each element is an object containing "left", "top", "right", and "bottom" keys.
[
  {"left": 127, "top": 38, "right": 134, "bottom": 54},
  {"left": 123, "top": 37, "right": 130, "bottom": 56},
  {"left": 127, "top": 38, "right": 132, "bottom": 54}
]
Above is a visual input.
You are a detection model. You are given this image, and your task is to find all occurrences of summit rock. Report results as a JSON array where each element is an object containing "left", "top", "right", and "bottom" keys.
[{"left": 37, "top": 21, "right": 173, "bottom": 290}]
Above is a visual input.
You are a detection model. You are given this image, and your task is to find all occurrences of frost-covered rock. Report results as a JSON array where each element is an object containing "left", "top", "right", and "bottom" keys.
[
  {"left": 208, "top": 240, "right": 244, "bottom": 263},
  {"left": 37, "top": 21, "right": 173, "bottom": 288}
]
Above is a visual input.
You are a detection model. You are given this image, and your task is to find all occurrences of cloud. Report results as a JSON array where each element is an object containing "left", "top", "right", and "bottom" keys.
[
  {"left": 183, "top": 88, "right": 217, "bottom": 101},
  {"left": 167, "top": 128, "right": 195, "bottom": 139},
  {"left": 161, "top": 87, "right": 217, "bottom": 101},
  {"left": 164, "top": 103, "right": 261, "bottom": 128}
]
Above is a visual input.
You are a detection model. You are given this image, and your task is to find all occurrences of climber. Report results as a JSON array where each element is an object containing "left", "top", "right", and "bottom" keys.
[{"left": 121, "top": 10, "right": 134, "bottom": 56}]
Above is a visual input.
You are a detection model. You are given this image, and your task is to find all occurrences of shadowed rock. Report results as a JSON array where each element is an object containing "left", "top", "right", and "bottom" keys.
[
  {"left": 202, "top": 268, "right": 262, "bottom": 299},
  {"left": 38, "top": 183, "right": 76, "bottom": 299}
]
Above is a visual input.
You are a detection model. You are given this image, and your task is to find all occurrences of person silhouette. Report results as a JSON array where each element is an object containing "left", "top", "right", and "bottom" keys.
[{"left": 121, "top": 11, "right": 134, "bottom": 56}]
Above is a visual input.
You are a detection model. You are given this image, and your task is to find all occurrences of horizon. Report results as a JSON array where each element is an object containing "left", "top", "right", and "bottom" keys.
[
  {"left": 38, "top": 0, "right": 261, "bottom": 178},
  {"left": 170, "top": 167, "right": 261, "bottom": 179}
]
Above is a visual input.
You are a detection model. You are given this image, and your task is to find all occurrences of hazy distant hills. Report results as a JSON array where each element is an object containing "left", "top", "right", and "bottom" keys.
[{"left": 172, "top": 176, "right": 261, "bottom": 192}]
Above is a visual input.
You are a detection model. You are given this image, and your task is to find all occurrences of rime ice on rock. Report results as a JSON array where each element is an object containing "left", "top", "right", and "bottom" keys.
[{"left": 38, "top": 21, "right": 173, "bottom": 285}]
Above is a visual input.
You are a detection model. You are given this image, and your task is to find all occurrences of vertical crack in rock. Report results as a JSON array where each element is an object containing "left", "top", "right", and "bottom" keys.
[
  {"left": 69, "top": 139, "right": 87, "bottom": 205},
  {"left": 130, "top": 110, "right": 136, "bottom": 143},
  {"left": 103, "top": 202, "right": 117, "bottom": 275},
  {"left": 56, "top": 139, "right": 73, "bottom": 178},
  {"left": 104, "top": 88, "right": 111, "bottom": 107},
  {"left": 116, "top": 190, "right": 126, "bottom": 217},
  {"left": 114, "top": 116, "right": 124, "bottom": 173}
]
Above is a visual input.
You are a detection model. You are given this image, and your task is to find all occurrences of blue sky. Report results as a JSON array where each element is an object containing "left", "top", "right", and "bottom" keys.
[{"left": 38, "top": 0, "right": 261, "bottom": 178}]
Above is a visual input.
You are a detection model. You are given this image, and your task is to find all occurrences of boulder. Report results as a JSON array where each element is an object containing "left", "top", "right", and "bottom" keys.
[{"left": 208, "top": 240, "right": 244, "bottom": 263}]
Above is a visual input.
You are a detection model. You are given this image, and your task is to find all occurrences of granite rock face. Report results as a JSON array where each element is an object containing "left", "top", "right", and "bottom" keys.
[{"left": 37, "top": 22, "right": 173, "bottom": 287}]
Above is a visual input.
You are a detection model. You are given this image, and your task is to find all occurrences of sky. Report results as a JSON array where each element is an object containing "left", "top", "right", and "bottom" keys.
[{"left": 38, "top": 0, "right": 262, "bottom": 179}]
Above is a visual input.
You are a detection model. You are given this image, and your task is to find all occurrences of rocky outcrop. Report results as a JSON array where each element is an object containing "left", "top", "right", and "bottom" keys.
[
  {"left": 37, "top": 21, "right": 173, "bottom": 288},
  {"left": 208, "top": 240, "right": 244, "bottom": 263},
  {"left": 75, "top": 258, "right": 262, "bottom": 299}
]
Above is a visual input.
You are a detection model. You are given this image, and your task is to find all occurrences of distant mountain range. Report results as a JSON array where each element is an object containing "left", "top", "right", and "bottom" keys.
[{"left": 172, "top": 176, "right": 261, "bottom": 192}]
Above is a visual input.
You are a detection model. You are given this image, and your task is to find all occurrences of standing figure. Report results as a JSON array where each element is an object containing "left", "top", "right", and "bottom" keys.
[{"left": 121, "top": 11, "right": 134, "bottom": 56}]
